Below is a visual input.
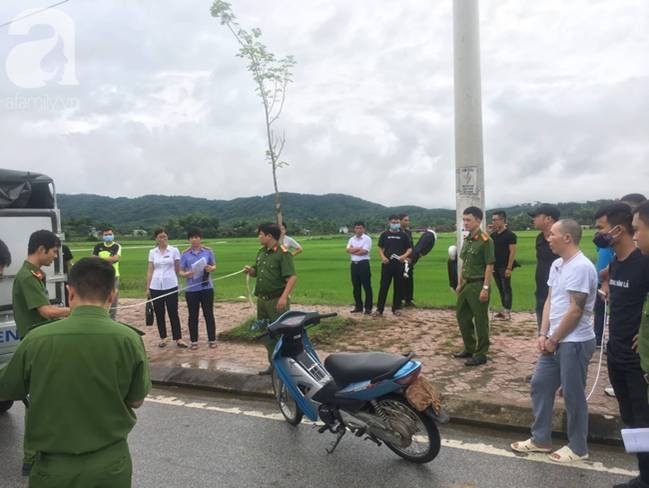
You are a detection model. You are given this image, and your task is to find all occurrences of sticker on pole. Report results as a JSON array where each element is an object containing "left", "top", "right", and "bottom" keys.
[{"left": 457, "top": 167, "right": 479, "bottom": 195}]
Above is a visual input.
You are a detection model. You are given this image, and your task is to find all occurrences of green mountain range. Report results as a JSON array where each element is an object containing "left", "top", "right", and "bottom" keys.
[{"left": 59, "top": 192, "right": 613, "bottom": 237}]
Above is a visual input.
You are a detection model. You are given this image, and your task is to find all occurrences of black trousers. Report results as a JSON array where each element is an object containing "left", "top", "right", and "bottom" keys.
[
  {"left": 594, "top": 289, "right": 605, "bottom": 346},
  {"left": 376, "top": 261, "right": 404, "bottom": 313},
  {"left": 608, "top": 362, "right": 649, "bottom": 483},
  {"left": 150, "top": 287, "right": 182, "bottom": 340},
  {"left": 350, "top": 260, "right": 373, "bottom": 312},
  {"left": 493, "top": 266, "right": 513, "bottom": 310},
  {"left": 186, "top": 288, "right": 216, "bottom": 342},
  {"left": 403, "top": 263, "right": 414, "bottom": 303}
]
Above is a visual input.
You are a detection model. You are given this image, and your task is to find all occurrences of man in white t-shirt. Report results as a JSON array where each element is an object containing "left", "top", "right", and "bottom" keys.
[
  {"left": 512, "top": 219, "right": 597, "bottom": 463},
  {"left": 346, "top": 221, "right": 373, "bottom": 314}
]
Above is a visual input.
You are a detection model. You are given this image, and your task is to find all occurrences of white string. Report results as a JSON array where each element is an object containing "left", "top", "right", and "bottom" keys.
[
  {"left": 586, "top": 300, "right": 608, "bottom": 401},
  {"left": 115, "top": 268, "right": 251, "bottom": 310}
]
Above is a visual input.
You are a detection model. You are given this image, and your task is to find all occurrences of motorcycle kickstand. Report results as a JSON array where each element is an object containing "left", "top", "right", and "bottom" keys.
[{"left": 326, "top": 427, "right": 347, "bottom": 454}]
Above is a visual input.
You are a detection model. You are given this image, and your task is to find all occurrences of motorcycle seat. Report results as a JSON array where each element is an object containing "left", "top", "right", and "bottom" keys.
[{"left": 324, "top": 352, "right": 410, "bottom": 386}]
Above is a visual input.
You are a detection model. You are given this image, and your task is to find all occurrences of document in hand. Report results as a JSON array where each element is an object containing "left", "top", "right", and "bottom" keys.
[
  {"left": 621, "top": 428, "right": 649, "bottom": 453},
  {"left": 191, "top": 257, "right": 207, "bottom": 277}
]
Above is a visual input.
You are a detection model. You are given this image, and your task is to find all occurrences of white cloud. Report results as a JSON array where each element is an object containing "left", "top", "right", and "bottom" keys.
[{"left": 1, "top": 0, "right": 647, "bottom": 209}]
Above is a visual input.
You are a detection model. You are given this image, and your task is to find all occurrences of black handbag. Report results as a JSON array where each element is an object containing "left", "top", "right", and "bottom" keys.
[{"left": 145, "top": 301, "right": 154, "bottom": 326}]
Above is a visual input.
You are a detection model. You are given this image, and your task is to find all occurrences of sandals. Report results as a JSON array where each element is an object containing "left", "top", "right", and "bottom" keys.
[
  {"left": 176, "top": 340, "right": 188, "bottom": 349},
  {"left": 190, "top": 343, "right": 199, "bottom": 351},
  {"left": 208, "top": 341, "right": 218, "bottom": 349},
  {"left": 548, "top": 445, "right": 588, "bottom": 463},
  {"left": 510, "top": 438, "right": 552, "bottom": 453},
  {"left": 158, "top": 340, "right": 167, "bottom": 348}
]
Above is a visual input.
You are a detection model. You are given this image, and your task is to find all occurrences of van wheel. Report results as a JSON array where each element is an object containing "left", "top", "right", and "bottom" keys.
[{"left": 0, "top": 400, "right": 13, "bottom": 413}]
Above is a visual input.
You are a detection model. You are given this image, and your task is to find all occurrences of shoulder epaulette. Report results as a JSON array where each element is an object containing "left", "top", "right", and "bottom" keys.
[
  {"left": 30, "top": 270, "right": 45, "bottom": 281},
  {"left": 116, "top": 322, "right": 146, "bottom": 336}
]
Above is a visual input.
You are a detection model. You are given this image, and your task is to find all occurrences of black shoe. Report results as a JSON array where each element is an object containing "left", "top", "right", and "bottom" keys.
[
  {"left": 22, "top": 463, "right": 33, "bottom": 477},
  {"left": 452, "top": 351, "right": 472, "bottom": 359},
  {"left": 350, "top": 309, "right": 363, "bottom": 313},
  {"left": 465, "top": 356, "right": 487, "bottom": 367},
  {"left": 404, "top": 301, "right": 416, "bottom": 308},
  {"left": 258, "top": 366, "right": 272, "bottom": 376},
  {"left": 364, "top": 310, "right": 372, "bottom": 315},
  {"left": 614, "top": 477, "right": 649, "bottom": 488}
]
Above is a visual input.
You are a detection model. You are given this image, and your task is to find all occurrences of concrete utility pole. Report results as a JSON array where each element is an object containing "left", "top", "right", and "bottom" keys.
[{"left": 453, "top": 0, "right": 485, "bottom": 261}]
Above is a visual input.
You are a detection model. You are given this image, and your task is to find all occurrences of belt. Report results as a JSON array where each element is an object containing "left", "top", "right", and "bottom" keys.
[
  {"left": 464, "top": 277, "right": 485, "bottom": 283},
  {"left": 351, "top": 260, "right": 369, "bottom": 264},
  {"left": 258, "top": 293, "right": 282, "bottom": 300}
]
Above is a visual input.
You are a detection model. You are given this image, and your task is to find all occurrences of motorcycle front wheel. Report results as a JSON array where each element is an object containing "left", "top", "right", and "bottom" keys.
[
  {"left": 271, "top": 368, "right": 304, "bottom": 426},
  {"left": 375, "top": 395, "right": 441, "bottom": 464}
]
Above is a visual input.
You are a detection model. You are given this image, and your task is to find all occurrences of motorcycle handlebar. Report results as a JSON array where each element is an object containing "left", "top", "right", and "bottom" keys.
[{"left": 318, "top": 312, "right": 337, "bottom": 319}]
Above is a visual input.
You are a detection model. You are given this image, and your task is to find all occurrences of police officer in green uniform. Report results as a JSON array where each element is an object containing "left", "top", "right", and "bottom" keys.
[
  {"left": 244, "top": 223, "right": 297, "bottom": 375},
  {"left": 453, "top": 207, "right": 495, "bottom": 367},
  {"left": 0, "top": 257, "right": 151, "bottom": 488},
  {"left": 632, "top": 202, "right": 649, "bottom": 402},
  {"left": 12, "top": 230, "right": 71, "bottom": 476},
  {"left": 13, "top": 230, "right": 70, "bottom": 339}
]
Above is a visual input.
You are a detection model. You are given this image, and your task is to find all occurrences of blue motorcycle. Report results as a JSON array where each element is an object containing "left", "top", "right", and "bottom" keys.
[{"left": 257, "top": 310, "right": 447, "bottom": 464}]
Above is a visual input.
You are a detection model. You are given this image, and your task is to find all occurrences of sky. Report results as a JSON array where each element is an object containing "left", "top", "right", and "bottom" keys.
[{"left": 1, "top": 0, "right": 647, "bottom": 209}]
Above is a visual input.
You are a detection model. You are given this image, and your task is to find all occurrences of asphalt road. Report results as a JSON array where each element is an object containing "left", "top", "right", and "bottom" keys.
[{"left": 0, "top": 387, "right": 640, "bottom": 488}]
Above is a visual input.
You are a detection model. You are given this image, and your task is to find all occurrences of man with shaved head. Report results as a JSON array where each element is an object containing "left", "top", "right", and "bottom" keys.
[{"left": 512, "top": 219, "right": 597, "bottom": 463}]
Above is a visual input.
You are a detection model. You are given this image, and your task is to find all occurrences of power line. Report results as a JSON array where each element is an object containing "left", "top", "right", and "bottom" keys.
[{"left": 0, "top": 0, "right": 71, "bottom": 29}]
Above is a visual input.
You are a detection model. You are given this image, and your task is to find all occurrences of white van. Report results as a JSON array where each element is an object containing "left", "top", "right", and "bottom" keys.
[{"left": 0, "top": 169, "right": 66, "bottom": 412}]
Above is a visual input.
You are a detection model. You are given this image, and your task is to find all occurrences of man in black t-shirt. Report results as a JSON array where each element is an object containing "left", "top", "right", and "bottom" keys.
[
  {"left": 595, "top": 203, "right": 649, "bottom": 488},
  {"left": 529, "top": 204, "right": 560, "bottom": 329},
  {"left": 374, "top": 215, "right": 412, "bottom": 316},
  {"left": 490, "top": 211, "right": 517, "bottom": 320}
]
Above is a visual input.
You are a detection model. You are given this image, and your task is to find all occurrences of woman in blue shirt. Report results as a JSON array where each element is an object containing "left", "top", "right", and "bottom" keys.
[{"left": 180, "top": 229, "right": 217, "bottom": 350}]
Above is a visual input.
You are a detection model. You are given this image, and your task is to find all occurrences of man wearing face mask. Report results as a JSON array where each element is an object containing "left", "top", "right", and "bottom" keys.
[
  {"left": 93, "top": 227, "right": 122, "bottom": 320},
  {"left": 594, "top": 203, "right": 649, "bottom": 488},
  {"left": 374, "top": 215, "right": 412, "bottom": 317}
]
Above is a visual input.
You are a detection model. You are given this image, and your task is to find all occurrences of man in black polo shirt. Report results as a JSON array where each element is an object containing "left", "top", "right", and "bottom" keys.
[
  {"left": 374, "top": 215, "right": 412, "bottom": 317},
  {"left": 490, "top": 210, "right": 517, "bottom": 320},
  {"left": 595, "top": 203, "right": 649, "bottom": 488},
  {"left": 529, "top": 204, "right": 560, "bottom": 330}
]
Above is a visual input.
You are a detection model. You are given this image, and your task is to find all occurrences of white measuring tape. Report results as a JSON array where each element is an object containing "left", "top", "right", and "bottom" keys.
[
  {"left": 586, "top": 299, "right": 608, "bottom": 401},
  {"left": 115, "top": 268, "right": 254, "bottom": 310}
]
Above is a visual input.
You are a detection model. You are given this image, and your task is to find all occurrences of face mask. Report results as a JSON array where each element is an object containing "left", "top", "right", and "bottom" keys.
[
  {"left": 592, "top": 231, "right": 614, "bottom": 249},
  {"left": 390, "top": 223, "right": 401, "bottom": 231},
  {"left": 103, "top": 235, "right": 114, "bottom": 243}
]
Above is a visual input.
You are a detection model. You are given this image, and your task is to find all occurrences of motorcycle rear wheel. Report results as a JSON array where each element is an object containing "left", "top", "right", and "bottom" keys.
[
  {"left": 271, "top": 369, "right": 304, "bottom": 426},
  {"left": 375, "top": 395, "right": 441, "bottom": 463}
]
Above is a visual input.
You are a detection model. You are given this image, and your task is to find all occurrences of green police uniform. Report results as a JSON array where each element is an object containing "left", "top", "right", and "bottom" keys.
[
  {"left": 12, "top": 261, "right": 52, "bottom": 469},
  {"left": 0, "top": 306, "right": 151, "bottom": 488},
  {"left": 12, "top": 261, "right": 50, "bottom": 339},
  {"left": 456, "top": 230, "right": 495, "bottom": 359},
  {"left": 252, "top": 245, "right": 295, "bottom": 360},
  {"left": 639, "top": 295, "right": 649, "bottom": 392}
]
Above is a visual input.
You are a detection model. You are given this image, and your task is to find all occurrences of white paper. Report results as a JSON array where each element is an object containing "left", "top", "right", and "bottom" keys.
[
  {"left": 190, "top": 257, "right": 207, "bottom": 277},
  {"left": 621, "top": 428, "right": 649, "bottom": 453}
]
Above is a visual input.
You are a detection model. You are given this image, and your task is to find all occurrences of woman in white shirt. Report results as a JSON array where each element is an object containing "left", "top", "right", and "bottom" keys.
[{"left": 146, "top": 228, "right": 187, "bottom": 348}]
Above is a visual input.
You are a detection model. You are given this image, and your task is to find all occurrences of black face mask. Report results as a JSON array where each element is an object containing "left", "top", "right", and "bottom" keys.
[
  {"left": 593, "top": 232, "right": 614, "bottom": 249},
  {"left": 592, "top": 226, "right": 619, "bottom": 249}
]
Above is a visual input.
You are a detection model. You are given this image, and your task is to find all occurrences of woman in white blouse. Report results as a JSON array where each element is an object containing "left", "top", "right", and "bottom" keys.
[{"left": 146, "top": 228, "right": 187, "bottom": 348}]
